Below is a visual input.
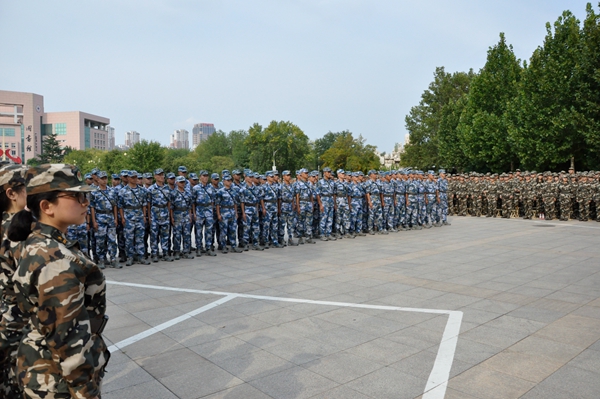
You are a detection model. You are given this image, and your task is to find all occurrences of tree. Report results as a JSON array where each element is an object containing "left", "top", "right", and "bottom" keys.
[
  {"left": 438, "top": 95, "right": 469, "bottom": 172},
  {"left": 402, "top": 67, "right": 475, "bottom": 169},
  {"left": 246, "top": 121, "right": 311, "bottom": 173},
  {"left": 64, "top": 149, "right": 105, "bottom": 174},
  {"left": 193, "top": 129, "right": 250, "bottom": 172},
  {"left": 508, "top": 11, "right": 587, "bottom": 171},
  {"left": 458, "top": 33, "right": 522, "bottom": 172},
  {"left": 320, "top": 132, "right": 380, "bottom": 172},
  {"left": 38, "top": 132, "right": 64, "bottom": 163},
  {"left": 100, "top": 149, "right": 130, "bottom": 175},
  {"left": 312, "top": 131, "right": 344, "bottom": 170},
  {"left": 128, "top": 140, "right": 165, "bottom": 174}
]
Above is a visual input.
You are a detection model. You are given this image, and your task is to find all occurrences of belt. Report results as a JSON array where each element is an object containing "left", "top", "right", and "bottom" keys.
[
  {"left": 352, "top": 196, "right": 363, "bottom": 198},
  {"left": 220, "top": 205, "right": 234, "bottom": 209},
  {"left": 94, "top": 209, "right": 112, "bottom": 214},
  {"left": 173, "top": 207, "right": 188, "bottom": 212},
  {"left": 123, "top": 205, "right": 142, "bottom": 210},
  {"left": 244, "top": 203, "right": 257, "bottom": 207},
  {"left": 320, "top": 194, "right": 333, "bottom": 197},
  {"left": 383, "top": 194, "right": 394, "bottom": 197},
  {"left": 281, "top": 200, "right": 293, "bottom": 203},
  {"left": 264, "top": 199, "right": 277, "bottom": 203},
  {"left": 90, "top": 315, "right": 109, "bottom": 335},
  {"left": 195, "top": 203, "right": 212, "bottom": 207},
  {"left": 152, "top": 204, "right": 168, "bottom": 208}
]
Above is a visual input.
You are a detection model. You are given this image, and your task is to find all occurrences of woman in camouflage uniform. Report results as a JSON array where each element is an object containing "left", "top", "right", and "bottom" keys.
[
  {"left": 0, "top": 164, "right": 28, "bottom": 398},
  {"left": 9, "top": 164, "right": 109, "bottom": 399}
]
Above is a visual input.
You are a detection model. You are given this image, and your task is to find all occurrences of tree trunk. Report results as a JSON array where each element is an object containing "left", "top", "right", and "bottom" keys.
[{"left": 570, "top": 156, "right": 575, "bottom": 171}]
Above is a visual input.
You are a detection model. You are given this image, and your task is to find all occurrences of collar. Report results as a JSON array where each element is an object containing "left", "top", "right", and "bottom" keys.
[{"left": 37, "top": 222, "right": 77, "bottom": 248}]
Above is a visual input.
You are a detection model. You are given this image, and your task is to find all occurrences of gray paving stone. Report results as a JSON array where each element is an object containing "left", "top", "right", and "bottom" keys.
[
  {"left": 345, "top": 366, "right": 427, "bottom": 399},
  {"left": 103, "top": 380, "right": 178, "bottom": 399},
  {"left": 248, "top": 366, "right": 339, "bottom": 399}
]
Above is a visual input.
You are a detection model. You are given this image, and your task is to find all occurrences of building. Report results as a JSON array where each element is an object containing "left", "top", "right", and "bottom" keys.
[
  {"left": 0, "top": 90, "right": 111, "bottom": 163},
  {"left": 192, "top": 123, "right": 215, "bottom": 148},
  {"left": 125, "top": 130, "right": 140, "bottom": 148},
  {"left": 44, "top": 111, "right": 110, "bottom": 151},
  {"left": 107, "top": 126, "right": 115, "bottom": 150},
  {"left": 170, "top": 129, "right": 189, "bottom": 149}
]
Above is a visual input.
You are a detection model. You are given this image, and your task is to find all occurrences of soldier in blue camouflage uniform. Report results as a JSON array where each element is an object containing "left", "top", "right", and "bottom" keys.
[
  {"left": 333, "top": 169, "right": 353, "bottom": 238},
  {"left": 405, "top": 172, "right": 421, "bottom": 230},
  {"left": 116, "top": 170, "right": 128, "bottom": 261},
  {"left": 424, "top": 170, "right": 439, "bottom": 228},
  {"left": 309, "top": 171, "right": 321, "bottom": 238},
  {"left": 170, "top": 176, "right": 195, "bottom": 259},
  {"left": 416, "top": 171, "right": 427, "bottom": 227},
  {"left": 67, "top": 173, "right": 90, "bottom": 255},
  {"left": 317, "top": 167, "right": 335, "bottom": 240},
  {"left": 118, "top": 170, "right": 150, "bottom": 266},
  {"left": 261, "top": 171, "right": 282, "bottom": 248},
  {"left": 382, "top": 172, "right": 397, "bottom": 232},
  {"left": 216, "top": 175, "right": 243, "bottom": 253},
  {"left": 147, "top": 168, "right": 173, "bottom": 262},
  {"left": 278, "top": 171, "right": 298, "bottom": 246},
  {"left": 437, "top": 169, "right": 451, "bottom": 226},
  {"left": 394, "top": 171, "right": 408, "bottom": 230},
  {"left": 232, "top": 170, "right": 246, "bottom": 246},
  {"left": 365, "top": 170, "right": 384, "bottom": 234},
  {"left": 11, "top": 164, "right": 110, "bottom": 399},
  {"left": 0, "top": 164, "right": 28, "bottom": 398},
  {"left": 239, "top": 171, "right": 263, "bottom": 250},
  {"left": 348, "top": 172, "right": 366, "bottom": 236},
  {"left": 90, "top": 171, "right": 120, "bottom": 269},
  {"left": 294, "top": 169, "right": 316, "bottom": 244},
  {"left": 193, "top": 171, "right": 217, "bottom": 256}
]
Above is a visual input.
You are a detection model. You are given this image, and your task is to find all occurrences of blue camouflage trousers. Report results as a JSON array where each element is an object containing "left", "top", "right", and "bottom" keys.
[
  {"left": 173, "top": 211, "right": 191, "bottom": 253},
  {"left": 438, "top": 193, "right": 448, "bottom": 222},
  {"left": 426, "top": 195, "right": 438, "bottom": 225},
  {"left": 349, "top": 199, "right": 363, "bottom": 233},
  {"left": 319, "top": 199, "right": 334, "bottom": 237},
  {"left": 261, "top": 204, "right": 279, "bottom": 245},
  {"left": 219, "top": 209, "right": 238, "bottom": 248},
  {"left": 278, "top": 207, "right": 296, "bottom": 243},
  {"left": 150, "top": 207, "right": 170, "bottom": 256},
  {"left": 417, "top": 196, "right": 426, "bottom": 225},
  {"left": 243, "top": 205, "right": 261, "bottom": 246},
  {"left": 383, "top": 198, "right": 395, "bottom": 230},
  {"left": 95, "top": 217, "right": 117, "bottom": 262},
  {"left": 312, "top": 202, "right": 320, "bottom": 237},
  {"left": 67, "top": 223, "right": 88, "bottom": 255},
  {"left": 195, "top": 206, "right": 214, "bottom": 250},
  {"left": 335, "top": 198, "right": 350, "bottom": 235},
  {"left": 367, "top": 200, "right": 383, "bottom": 232},
  {"left": 395, "top": 196, "right": 406, "bottom": 227},
  {"left": 296, "top": 201, "right": 313, "bottom": 238},
  {"left": 406, "top": 195, "right": 418, "bottom": 227},
  {"left": 124, "top": 210, "right": 146, "bottom": 258}
]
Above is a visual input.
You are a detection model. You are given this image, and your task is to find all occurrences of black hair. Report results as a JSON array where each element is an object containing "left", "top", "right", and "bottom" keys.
[
  {"left": 0, "top": 184, "right": 26, "bottom": 215},
  {"left": 8, "top": 191, "right": 60, "bottom": 242}
]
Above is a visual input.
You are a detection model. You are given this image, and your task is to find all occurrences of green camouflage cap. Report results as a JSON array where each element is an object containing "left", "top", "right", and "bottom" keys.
[
  {"left": 0, "top": 164, "right": 27, "bottom": 192},
  {"left": 25, "top": 164, "right": 96, "bottom": 195}
]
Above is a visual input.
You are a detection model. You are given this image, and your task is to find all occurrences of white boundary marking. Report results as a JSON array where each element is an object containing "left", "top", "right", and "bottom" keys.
[{"left": 107, "top": 280, "right": 463, "bottom": 399}]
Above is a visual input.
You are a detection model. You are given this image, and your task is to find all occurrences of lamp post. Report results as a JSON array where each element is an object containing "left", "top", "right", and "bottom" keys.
[{"left": 272, "top": 148, "right": 279, "bottom": 171}]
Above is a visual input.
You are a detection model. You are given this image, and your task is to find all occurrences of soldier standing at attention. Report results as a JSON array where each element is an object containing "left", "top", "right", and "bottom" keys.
[
  {"left": 192, "top": 171, "right": 217, "bottom": 256},
  {"left": 170, "top": 176, "right": 194, "bottom": 260},
  {"left": 365, "top": 170, "right": 384, "bottom": 234},
  {"left": 147, "top": 169, "right": 173, "bottom": 262},
  {"left": 90, "top": 171, "right": 120, "bottom": 269},
  {"left": 437, "top": 170, "right": 450, "bottom": 225},
  {"left": 381, "top": 171, "right": 396, "bottom": 233},
  {"left": 261, "top": 171, "right": 281, "bottom": 248},
  {"left": 118, "top": 171, "right": 150, "bottom": 266},
  {"left": 294, "top": 169, "right": 316, "bottom": 244},
  {"left": 10, "top": 164, "right": 110, "bottom": 399},
  {"left": 0, "top": 165, "right": 28, "bottom": 398},
  {"left": 216, "top": 175, "right": 243, "bottom": 253},
  {"left": 116, "top": 171, "right": 128, "bottom": 262},
  {"left": 238, "top": 170, "right": 263, "bottom": 250},
  {"left": 278, "top": 171, "right": 298, "bottom": 246},
  {"left": 316, "top": 167, "right": 335, "bottom": 241}
]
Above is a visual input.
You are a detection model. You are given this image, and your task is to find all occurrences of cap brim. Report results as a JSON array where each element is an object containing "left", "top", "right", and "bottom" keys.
[{"left": 61, "top": 184, "right": 97, "bottom": 193}]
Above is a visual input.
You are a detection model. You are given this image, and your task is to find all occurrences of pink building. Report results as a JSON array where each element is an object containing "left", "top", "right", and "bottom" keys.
[{"left": 44, "top": 111, "right": 110, "bottom": 151}]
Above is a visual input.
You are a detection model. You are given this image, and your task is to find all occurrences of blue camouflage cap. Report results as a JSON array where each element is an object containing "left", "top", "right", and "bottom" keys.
[
  {"left": 91, "top": 168, "right": 99, "bottom": 175},
  {"left": 282, "top": 170, "right": 290, "bottom": 176},
  {"left": 439, "top": 169, "right": 446, "bottom": 174},
  {"left": 336, "top": 169, "right": 345, "bottom": 175},
  {"left": 199, "top": 170, "right": 209, "bottom": 176},
  {"left": 143, "top": 173, "right": 153, "bottom": 179},
  {"left": 300, "top": 168, "right": 308, "bottom": 174},
  {"left": 189, "top": 172, "right": 199, "bottom": 180},
  {"left": 222, "top": 169, "right": 230, "bottom": 175},
  {"left": 223, "top": 174, "right": 232, "bottom": 181},
  {"left": 265, "top": 171, "right": 274, "bottom": 177},
  {"left": 428, "top": 170, "right": 434, "bottom": 175},
  {"left": 273, "top": 170, "right": 279, "bottom": 175},
  {"left": 323, "top": 167, "right": 332, "bottom": 172},
  {"left": 358, "top": 171, "right": 364, "bottom": 176},
  {"left": 259, "top": 174, "right": 266, "bottom": 180},
  {"left": 111, "top": 173, "right": 120, "bottom": 179},
  {"left": 367, "top": 170, "right": 376, "bottom": 175},
  {"left": 129, "top": 170, "right": 138, "bottom": 177},
  {"left": 211, "top": 173, "right": 220, "bottom": 180},
  {"left": 120, "top": 170, "right": 129, "bottom": 177},
  {"left": 84, "top": 173, "right": 92, "bottom": 179},
  {"left": 154, "top": 168, "right": 164, "bottom": 175},
  {"left": 244, "top": 168, "right": 252, "bottom": 175},
  {"left": 98, "top": 171, "right": 107, "bottom": 178},
  {"left": 175, "top": 175, "right": 186, "bottom": 182},
  {"left": 252, "top": 172, "right": 260, "bottom": 178},
  {"left": 178, "top": 165, "right": 187, "bottom": 172},
  {"left": 232, "top": 169, "right": 241, "bottom": 175},
  {"left": 310, "top": 171, "right": 319, "bottom": 177},
  {"left": 166, "top": 172, "right": 176, "bottom": 179}
]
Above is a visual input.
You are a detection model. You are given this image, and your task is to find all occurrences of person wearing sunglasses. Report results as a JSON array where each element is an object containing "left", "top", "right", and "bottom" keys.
[
  {"left": 0, "top": 164, "right": 28, "bottom": 397},
  {"left": 9, "top": 164, "right": 109, "bottom": 399}
]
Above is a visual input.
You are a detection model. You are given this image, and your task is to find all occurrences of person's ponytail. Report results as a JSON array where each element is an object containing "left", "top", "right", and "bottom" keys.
[{"left": 7, "top": 191, "right": 60, "bottom": 242}]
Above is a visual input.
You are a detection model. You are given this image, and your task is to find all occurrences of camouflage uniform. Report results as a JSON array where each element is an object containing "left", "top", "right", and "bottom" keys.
[
  {"left": 381, "top": 177, "right": 396, "bottom": 231},
  {"left": 576, "top": 178, "right": 592, "bottom": 221},
  {"left": 437, "top": 174, "right": 449, "bottom": 224},
  {"left": 543, "top": 178, "right": 558, "bottom": 220},
  {"left": 278, "top": 179, "right": 297, "bottom": 245},
  {"left": 117, "top": 183, "right": 147, "bottom": 262},
  {"left": 406, "top": 177, "right": 419, "bottom": 228},
  {"left": 394, "top": 177, "right": 407, "bottom": 228},
  {"left": 66, "top": 223, "right": 88, "bottom": 255},
  {"left": 558, "top": 179, "right": 572, "bottom": 221},
  {"left": 170, "top": 186, "right": 193, "bottom": 256},
  {"left": 424, "top": 176, "right": 438, "bottom": 227},
  {"left": 317, "top": 174, "right": 335, "bottom": 238},
  {"left": 365, "top": 175, "right": 384, "bottom": 232},
  {"left": 416, "top": 176, "right": 426, "bottom": 225},
  {"left": 13, "top": 222, "right": 110, "bottom": 399},
  {"left": 147, "top": 181, "right": 172, "bottom": 260},
  {"left": 261, "top": 180, "right": 280, "bottom": 247},
  {"left": 90, "top": 186, "right": 118, "bottom": 265},
  {"left": 294, "top": 176, "right": 314, "bottom": 242},
  {"left": 193, "top": 181, "right": 216, "bottom": 253},
  {"left": 239, "top": 182, "right": 262, "bottom": 248},
  {"left": 216, "top": 185, "right": 239, "bottom": 250},
  {"left": 349, "top": 177, "right": 365, "bottom": 234},
  {"left": 334, "top": 176, "right": 351, "bottom": 236}
]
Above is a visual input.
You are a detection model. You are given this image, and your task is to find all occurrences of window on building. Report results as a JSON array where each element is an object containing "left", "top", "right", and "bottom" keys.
[
  {"left": 0, "top": 128, "right": 16, "bottom": 137},
  {"left": 11, "top": 143, "right": 15, "bottom": 148},
  {"left": 54, "top": 123, "right": 67, "bottom": 136}
]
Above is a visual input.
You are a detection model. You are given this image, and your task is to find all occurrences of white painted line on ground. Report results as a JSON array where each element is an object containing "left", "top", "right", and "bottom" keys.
[
  {"left": 106, "top": 280, "right": 463, "bottom": 399},
  {"left": 107, "top": 294, "right": 237, "bottom": 353},
  {"left": 478, "top": 216, "right": 600, "bottom": 230}
]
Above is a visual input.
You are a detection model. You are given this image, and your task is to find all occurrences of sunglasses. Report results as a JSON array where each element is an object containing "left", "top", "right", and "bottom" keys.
[{"left": 57, "top": 192, "right": 89, "bottom": 205}]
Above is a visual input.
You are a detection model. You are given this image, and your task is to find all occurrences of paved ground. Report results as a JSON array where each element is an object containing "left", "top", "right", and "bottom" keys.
[{"left": 101, "top": 217, "right": 600, "bottom": 399}]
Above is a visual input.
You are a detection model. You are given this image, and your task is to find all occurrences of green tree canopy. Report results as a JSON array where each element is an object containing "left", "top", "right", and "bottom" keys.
[
  {"left": 127, "top": 140, "right": 165, "bottom": 174},
  {"left": 320, "top": 132, "right": 380, "bottom": 172}
]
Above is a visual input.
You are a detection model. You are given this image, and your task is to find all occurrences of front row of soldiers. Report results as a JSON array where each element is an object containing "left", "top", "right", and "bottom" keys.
[
  {"left": 74, "top": 166, "right": 452, "bottom": 267},
  {"left": 446, "top": 169, "right": 600, "bottom": 222}
]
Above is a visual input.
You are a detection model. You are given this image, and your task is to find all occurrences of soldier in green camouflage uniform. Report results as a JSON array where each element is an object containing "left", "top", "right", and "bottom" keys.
[
  {"left": 471, "top": 175, "right": 483, "bottom": 217},
  {"left": 558, "top": 175, "right": 573, "bottom": 221},
  {"left": 10, "top": 164, "right": 109, "bottom": 399},
  {"left": 0, "top": 164, "right": 28, "bottom": 398},
  {"left": 485, "top": 175, "right": 499, "bottom": 217},
  {"left": 576, "top": 174, "right": 593, "bottom": 221}
]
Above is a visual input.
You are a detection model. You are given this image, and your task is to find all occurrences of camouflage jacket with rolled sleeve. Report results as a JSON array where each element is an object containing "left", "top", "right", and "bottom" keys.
[{"left": 13, "top": 222, "right": 109, "bottom": 399}]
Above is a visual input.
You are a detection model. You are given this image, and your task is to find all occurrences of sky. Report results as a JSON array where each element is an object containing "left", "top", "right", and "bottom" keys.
[{"left": 1, "top": 0, "right": 594, "bottom": 153}]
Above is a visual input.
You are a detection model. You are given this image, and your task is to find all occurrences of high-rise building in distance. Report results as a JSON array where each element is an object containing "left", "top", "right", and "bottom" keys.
[
  {"left": 125, "top": 130, "right": 140, "bottom": 148},
  {"left": 170, "top": 129, "right": 189, "bottom": 149},
  {"left": 192, "top": 123, "right": 215, "bottom": 148}
]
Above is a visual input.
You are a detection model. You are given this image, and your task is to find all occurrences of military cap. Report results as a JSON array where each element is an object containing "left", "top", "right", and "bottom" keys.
[
  {"left": 175, "top": 175, "right": 186, "bottom": 183},
  {"left": 129, "top": 170, "right": 138, "bottom": 177},
  {"left": 0, "top": 164, "right": 27, "bottom": 192},
  {"left": 178, "top": 166, "right": 187, "bottom": 173},
  {"left": 310, "top": 171, "right": 318, "bottom": 177},
  {"left": 259, "top": 174, "right": 266, "bottom": 180},
  {"left": 323, "top": 167, "right": 332, "bottom": 172},
  {"left": 167, "top": 172, "right": 176, "bottom": 179},
  {"left": 199, "top": 170, "right": 209, "bottom": 176},
  {"left": 531, "top": 170, "right": 537, "bottom": 174},
  {"left": 222, "top": 169, "right": 230, "bottom": 175},
  {"left": 90, "top": 168, "right": 99, "bottom": 175},
  {"left": 244, "top": 168, "right": 252, "bottom": 175},
  {"left": 299, "top": 168, "right": 308, "bottom": 174},
  {"left": 273, "top": 170, "right": 279, "bottom": 175},
  {"left": 120, "top": 170, "right": 129, "bottom": 177},
  {"left": 427, "top": 170, "right": 434, "bottom": 175},
  {"left": 223, "top": 174, "right": 232, "bottom": 181},
  {"left": 25, "top": 164, "right": 95, "bottom": 195},
  {"left": 232, "top": 169, "right": 241, "bottom": 175},
  {"left": 188, "top": 172, "right": 197, "bottom": 179},
  {"left": 84, "top": 173, "right": 92, "bottom": 180},
  {"left": 253, "top": 172, "right": 260, "bottom": 178},
  {"left": 154, "top": 168, "right": 164, "bottom": 175},
  {"left": 112, "top": 173, "right": 120, "bottom": 180},
  {"left": 143, "top": 173, "right": 152, "bottom": 179},
  {"left": 357, "top": 171, "right": 364, "bottom": 176},
  {"left": 439, "top": 169, "right": 446, "bottom": 174},
  {"left": 98, "top": 171, "right": 108, "bottom": 178},
  {"left": 336, "top": 169, "right": 345, "bottom": 175},
  {"left": 282, "top": 170, "right": 290, "bottom": 176},
  {"left": 265, "top": 171, "right": 274, "bottom": 177},
  {"left": 367, "top": 170, "right": 376, "bottom": 175},
  {"left": 210, "top": 173, "right": 220, "bottom": 180}
]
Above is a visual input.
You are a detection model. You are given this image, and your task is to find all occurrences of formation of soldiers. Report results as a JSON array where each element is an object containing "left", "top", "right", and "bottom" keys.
[
  {"left": 73, "top": 166, "right": 453, "bottom": 267},
  {"left": 446, "top": 168, "right": 600, "bottom": 222}
]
